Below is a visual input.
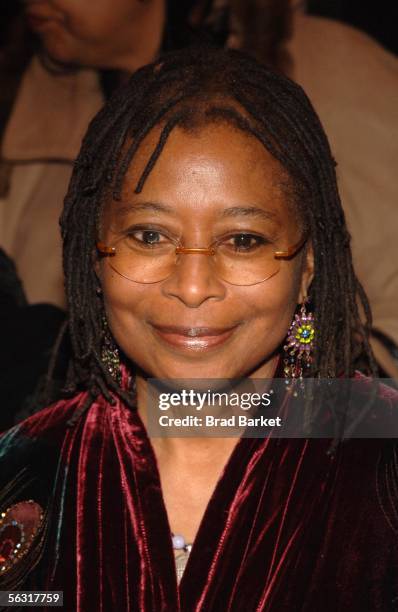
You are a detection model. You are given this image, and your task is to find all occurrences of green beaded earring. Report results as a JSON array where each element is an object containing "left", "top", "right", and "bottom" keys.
[{"left": 283, "top": 300, "right": 315, "bottom": 380}]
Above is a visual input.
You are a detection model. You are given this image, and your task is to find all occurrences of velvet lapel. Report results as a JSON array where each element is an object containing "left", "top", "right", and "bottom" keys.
[{"left": 111, "top": 388, "right": 338, "bottom": 611}]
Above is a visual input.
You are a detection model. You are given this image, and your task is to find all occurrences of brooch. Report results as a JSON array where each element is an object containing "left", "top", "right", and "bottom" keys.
[{"left": 0, "top": 500, "right": 44, "bottom": 575}]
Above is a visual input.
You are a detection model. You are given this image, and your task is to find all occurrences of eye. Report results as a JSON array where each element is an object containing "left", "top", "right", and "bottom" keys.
[
  {"left": 222, "top": 233, "right": 269, "bottom": 252},
  {"left": 134, "top": 230, "right": 162, "bottom": 245},
  {"left": 124, "top": 226, "right": 172, "bottom": 249}
]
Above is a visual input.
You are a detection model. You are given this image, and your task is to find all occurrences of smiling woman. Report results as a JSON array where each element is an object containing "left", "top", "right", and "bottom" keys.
[
  {"left": 0, "top": 47, "right": 397, "bottom": 611},
  {"left": 96, "top": 123, "right": 311, "bottom": 382}
]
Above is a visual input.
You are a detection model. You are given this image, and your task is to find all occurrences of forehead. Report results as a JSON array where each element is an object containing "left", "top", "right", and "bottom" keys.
[
  {"left": 105, "top": 122, "right": 298, "bottom": 224},
  {"left": 127, "top": 123, "right": 287, "bottom": 187}
]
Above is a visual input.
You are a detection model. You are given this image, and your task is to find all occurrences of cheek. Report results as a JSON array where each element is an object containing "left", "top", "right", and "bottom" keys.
[
  {"left": 244, "top": 265, "right": 302, "bottom": 342},
  {"left": 48, "top": 2, "right": 110, "bottom": 40},
  {"left": 100, "top": 265, "right": 150, "bottom": 341},
  {"left": 65, "top": 1, "right": 137, "bottom": 39}
]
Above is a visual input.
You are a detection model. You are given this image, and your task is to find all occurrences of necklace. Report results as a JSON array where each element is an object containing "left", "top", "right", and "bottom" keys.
[{"left": 171, "top": 532, "right": 193, "bottom": 583}]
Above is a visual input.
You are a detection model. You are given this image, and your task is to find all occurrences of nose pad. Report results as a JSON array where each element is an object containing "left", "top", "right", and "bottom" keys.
[
  {"left": 161, "top": 252, "right": 226, "bottom": 306},
  {"left": 171, "top": 252, "right": 219, "bottom": 283}
]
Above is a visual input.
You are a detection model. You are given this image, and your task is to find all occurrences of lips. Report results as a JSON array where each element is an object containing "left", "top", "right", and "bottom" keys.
[
  {"left": 25, "top": 8, "right": 63, "bottom": 31},
  {"left": 26, "top": 15, "right": 57, "bottom": 31},
  {"left": 152, "top": 325, "right": 236, "bottom": 337},
  {"left": 150, "top": 324, "right": 239, "bottom": 351}
]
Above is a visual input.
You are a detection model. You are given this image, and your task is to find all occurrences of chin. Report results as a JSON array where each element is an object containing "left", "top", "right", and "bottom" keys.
[
  {"left": 41, "top": 38, "right": 82, "bottom": 68},
  {"left": 150, "top": 355, "right": 277, "bottom": 382},
  {"left": 134, "top": 358, "right": 227, "bottom": 382},
  {"left": 143, "top": 357, "right": 252, "bottom": 382}
]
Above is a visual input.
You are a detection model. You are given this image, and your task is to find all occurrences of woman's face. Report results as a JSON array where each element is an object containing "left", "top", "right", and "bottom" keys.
[
  {"left": 98, "top": 123, "right": 314, "bottom": 380},
  {"left": 23, "top": 0, "right": 165, "bottom": 70}
]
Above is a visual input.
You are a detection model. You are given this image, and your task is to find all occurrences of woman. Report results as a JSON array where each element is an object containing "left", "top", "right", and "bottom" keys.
[{"left": 0, "top": 47, "right": 397, "bottom": 611}]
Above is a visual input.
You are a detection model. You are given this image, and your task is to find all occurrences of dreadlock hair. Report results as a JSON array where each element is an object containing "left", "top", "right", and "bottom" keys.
[{"left": 59, "top": 45, "right": 377, "bottom": 426}]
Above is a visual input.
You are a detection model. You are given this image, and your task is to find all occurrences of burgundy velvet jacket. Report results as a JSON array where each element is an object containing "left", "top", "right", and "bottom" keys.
[{"left": 1, "top": 382, "right": 398, "bottom": 611}]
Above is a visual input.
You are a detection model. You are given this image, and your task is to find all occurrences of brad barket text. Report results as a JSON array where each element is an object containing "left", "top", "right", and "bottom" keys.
[{"left": 158, "top": 415, "right": 283, "bottom": 428}]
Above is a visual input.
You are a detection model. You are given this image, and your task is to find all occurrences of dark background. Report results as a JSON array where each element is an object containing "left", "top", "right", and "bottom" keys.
[
  {"left": 2, "top": 2, "right": 397, "bottom": 56},
  {"left": 308, "top": 0, "right": 398, "bottom": 55}
]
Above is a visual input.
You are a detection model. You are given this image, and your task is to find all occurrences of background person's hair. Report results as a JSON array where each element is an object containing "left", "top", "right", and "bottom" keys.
[
  {"left": 58, "top": 45, "right": 376, "bottom": 423},
  {"left": 228, "top": 0, "right": 293, "bottom": 74}
]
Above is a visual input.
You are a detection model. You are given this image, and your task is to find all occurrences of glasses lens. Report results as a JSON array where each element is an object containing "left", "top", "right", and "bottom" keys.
[
  {"left": 103, "top": 233, "right": 294, "bottom": 285},
  {"left": 107, "top": 236, "right": 177, "bottom": 283},
  {"left": 213, "top": 237, "right": 281, "bottom": 285}
]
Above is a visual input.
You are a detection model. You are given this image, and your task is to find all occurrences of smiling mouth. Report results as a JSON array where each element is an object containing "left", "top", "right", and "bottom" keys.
[{"left": 150, "top": 324, "right": 240, "bottom": 351}]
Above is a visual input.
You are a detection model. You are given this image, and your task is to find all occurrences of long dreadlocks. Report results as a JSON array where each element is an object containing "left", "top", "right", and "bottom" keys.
[{"left": 59, "top": 45, "right": 376, "bottom": 424}]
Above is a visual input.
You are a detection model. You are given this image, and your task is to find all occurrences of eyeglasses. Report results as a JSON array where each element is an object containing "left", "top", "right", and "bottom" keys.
[{"left": 96, "top": 228, "right": 308, "bottom": 286}]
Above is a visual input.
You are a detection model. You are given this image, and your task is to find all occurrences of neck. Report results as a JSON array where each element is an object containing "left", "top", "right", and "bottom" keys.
[{"left": 135, "top": 353, "right": 279, "bottom": 456}]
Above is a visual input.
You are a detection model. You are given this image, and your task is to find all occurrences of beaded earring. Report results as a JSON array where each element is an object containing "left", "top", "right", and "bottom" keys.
[
  {"left": 101, "top": 316, "right": 122, "bottom": 385},
  {"left": 283, "top": 300, "right": 315, "bottom": 380}
]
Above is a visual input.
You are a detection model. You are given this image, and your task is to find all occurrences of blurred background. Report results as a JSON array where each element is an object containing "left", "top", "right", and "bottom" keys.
[
  {"left": 307, "top": 0, "right": 398, "bottom": 55},
  {"left": 2, "top": 1, "right": 397, "bottom": 54}
]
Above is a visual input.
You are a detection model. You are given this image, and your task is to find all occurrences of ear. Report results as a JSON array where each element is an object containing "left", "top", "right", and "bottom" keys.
[{"left": 298, "top": 241, "right": 314, "bottom": 303}]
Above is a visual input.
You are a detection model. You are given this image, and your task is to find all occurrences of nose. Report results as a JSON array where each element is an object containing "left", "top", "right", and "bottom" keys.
[{"left": 161, "top": 252, "right": 226, "bottom": 308}]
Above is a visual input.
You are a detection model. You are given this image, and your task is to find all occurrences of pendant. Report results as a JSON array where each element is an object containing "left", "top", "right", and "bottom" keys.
[{"left": 174, "top": 549, "right": 191, "bottom": 583}]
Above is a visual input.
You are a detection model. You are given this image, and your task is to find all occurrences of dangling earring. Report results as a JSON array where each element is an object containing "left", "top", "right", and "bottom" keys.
[
  {"left": 283, "top": 299, "right": 315, "bottom": 380},
  {"left": 101, "top": 316, "right": 122, "bottom": 385}
]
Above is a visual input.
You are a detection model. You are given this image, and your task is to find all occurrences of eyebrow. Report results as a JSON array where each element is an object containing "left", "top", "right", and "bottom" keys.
[
  {"left": 116, "top": 202, "right": 175, "bottom": 216},
  {"left": 220, "top": 206, "right": 278, "bottom": 222},
  {"left": 116, "top": 201, "right": 278, "bottom": 222}
]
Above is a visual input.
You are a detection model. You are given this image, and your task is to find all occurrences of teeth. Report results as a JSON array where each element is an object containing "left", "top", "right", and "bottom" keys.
[{"left": 187, "top": 329, "right": 200, "bottom": 337}]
